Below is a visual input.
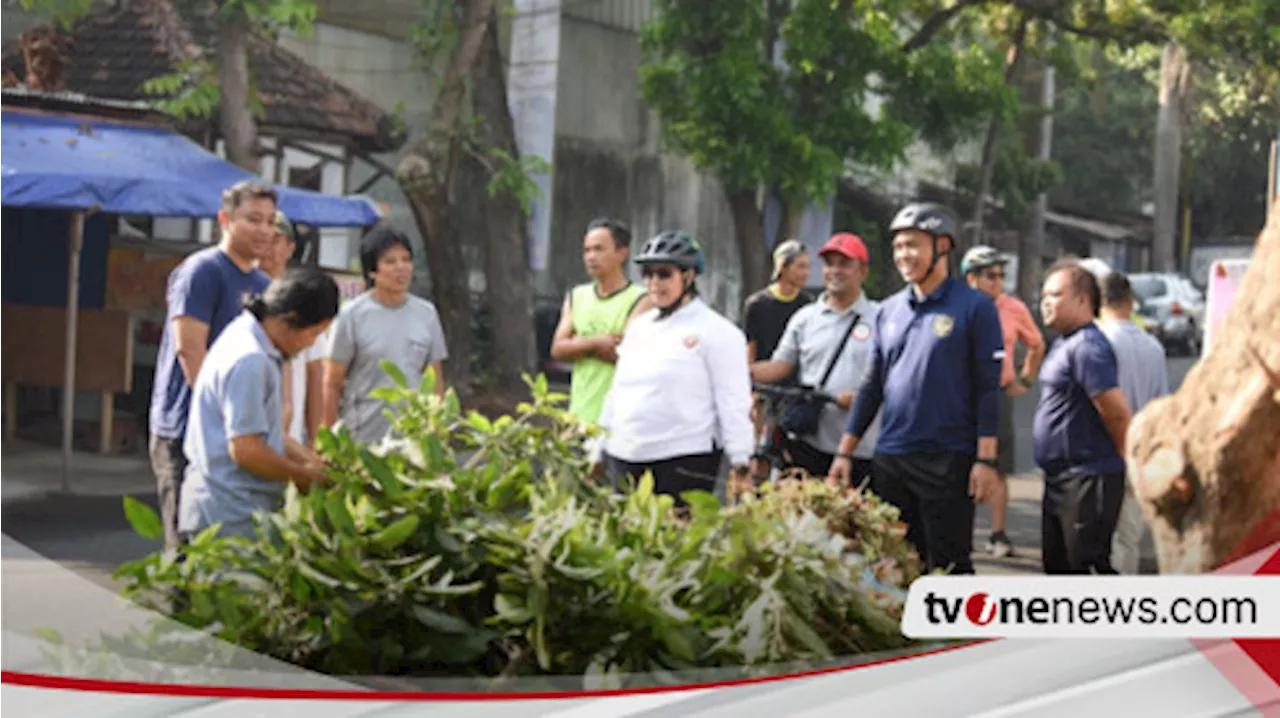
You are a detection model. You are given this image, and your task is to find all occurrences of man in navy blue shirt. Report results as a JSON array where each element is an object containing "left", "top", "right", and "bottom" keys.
[
  {"left": 1034, "top": 259, "right": 1132, "bottom": 574},
  {"left": 829, "top": 202, "right": 1005, "bottom": 575},
  {"left": 148, "top": 181, "right": 275, "bottom": 550}
]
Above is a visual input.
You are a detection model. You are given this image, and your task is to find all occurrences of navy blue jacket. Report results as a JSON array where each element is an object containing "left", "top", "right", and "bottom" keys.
[{"left": 846, "top": 278, "right": 1004, "bottom": 456}]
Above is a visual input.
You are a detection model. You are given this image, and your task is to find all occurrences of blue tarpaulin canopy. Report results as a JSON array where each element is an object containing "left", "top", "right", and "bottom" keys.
[{"left": 1, "top": 109, "right": 381, "bottom": 227}]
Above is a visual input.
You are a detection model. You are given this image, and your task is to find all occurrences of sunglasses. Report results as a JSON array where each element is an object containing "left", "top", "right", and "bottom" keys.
[
  {"left": 982, "top": 270, "right": 1006, "bottom": 281},
  {"left": 642, "top": 266, "right": 678, "bottom": 280}
]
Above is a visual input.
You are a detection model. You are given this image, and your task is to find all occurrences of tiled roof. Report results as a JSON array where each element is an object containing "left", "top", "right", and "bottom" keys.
[{"left": 1, "top": 0, "right": 405, "bottom": 153}]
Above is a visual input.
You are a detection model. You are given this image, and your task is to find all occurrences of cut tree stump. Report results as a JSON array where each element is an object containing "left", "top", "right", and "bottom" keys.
[{"left": 1126, "top": 197, "right": 1280, "bottom": 573}]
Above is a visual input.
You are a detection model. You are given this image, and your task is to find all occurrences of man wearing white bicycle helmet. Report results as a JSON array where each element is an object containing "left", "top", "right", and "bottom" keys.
[
  {"left": 592, "top": 230, "right": 755, "bottom": 505},
  {"left": 961, "top": 244, "right": 1046, "bottom": 559}
]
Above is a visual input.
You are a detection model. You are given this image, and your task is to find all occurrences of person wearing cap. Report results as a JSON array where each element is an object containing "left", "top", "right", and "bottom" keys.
[
  {"left": 961, "top": 245, "right": 1046, "bottom": 559},
  {"left": 259, "top": 211, "right": 330, "bottom": 448},
  {"left": 750, "top": 233, "right": 881, "bottom": 480},
  {"left": 742, "top": 239, "right": 815, "bottom": 366},
  {"left": 828, "top": 202, "right": 1005, "bottom": 575}
]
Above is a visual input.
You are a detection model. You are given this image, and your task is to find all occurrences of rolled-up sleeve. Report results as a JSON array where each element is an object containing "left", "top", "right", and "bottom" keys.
[{"left": 221, "top": 354, "right": 275, "bottom": 440}]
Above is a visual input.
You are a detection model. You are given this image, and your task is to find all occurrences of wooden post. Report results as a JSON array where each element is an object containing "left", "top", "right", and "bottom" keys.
[
  {"left": 99, "top": 391, "right": 114, "bottom": 454},
  {"left": 61, "top": 210, "right": 85, "bottom": 492}
]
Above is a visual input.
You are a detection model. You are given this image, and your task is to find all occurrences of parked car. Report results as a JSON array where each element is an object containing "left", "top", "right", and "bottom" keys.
[{"left": 1129, "top": 272, "right": 1206, "bottom": 356}]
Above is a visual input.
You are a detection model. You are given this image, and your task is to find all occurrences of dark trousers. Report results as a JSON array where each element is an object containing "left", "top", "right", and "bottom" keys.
[
  {"left": 785, "top": 437, "right": 873, "bottom": 485},
  {"left": 149, "top": 434, "right": 187, "bottom": 551},
  {"left": 1042, "top": 473, "right": 1126, "bottom": 574},
  {"left": 603, "top": 450, "right": 723, "bottom": 508},
  {"left": 871, "top": 451, "right": 977, "bottom": 575}
]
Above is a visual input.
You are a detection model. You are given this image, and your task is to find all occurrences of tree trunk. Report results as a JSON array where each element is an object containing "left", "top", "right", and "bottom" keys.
[
  {"left": 395, "top": 0, "right": 495, "bottom": 398},
  {"left": 474, "top": 8, "right": 537, "bottom": 394},
  {"left": 1020, "top": 62, "right": 1055, "bottom": 302},
  {"left": 1126, "top": 197, "right": 1280, "bottom": 573},
  {"left": 216, "top": 16, "right": 258, "bottom": 172},
  {"left": 728, "top": 190, "right": 771, "bottom": 297},
  {"left": 970, "top": 15, "right": 1030, "bottom": 247},
  {"left": 1152, "top": 42, "right": 1189, "bottom": 273}
]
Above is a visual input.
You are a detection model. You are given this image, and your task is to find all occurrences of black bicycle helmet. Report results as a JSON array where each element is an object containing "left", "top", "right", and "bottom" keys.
[
  {"left": 889, "top": 201, "right": 961, "bottom": 287},
  {"left": 889, "top": 202, "right": 959, "bottom": 241},
  {"left": 634, "top": 230, "right": 705, "bottom": 275}
]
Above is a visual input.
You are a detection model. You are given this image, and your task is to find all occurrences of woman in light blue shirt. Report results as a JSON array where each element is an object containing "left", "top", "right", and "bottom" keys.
[{"left": 179, "top": 268, "right": 340, "bottom": 541}]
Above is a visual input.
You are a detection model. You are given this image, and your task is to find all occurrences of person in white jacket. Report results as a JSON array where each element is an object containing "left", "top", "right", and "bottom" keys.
[{"left": 592, "top": 230, "right": 755, "bottom": 506}]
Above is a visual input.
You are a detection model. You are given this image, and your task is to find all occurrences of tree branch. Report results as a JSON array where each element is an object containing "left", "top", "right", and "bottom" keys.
[{"left": 902, "top": 0, "right": 988, "bottom": 53}]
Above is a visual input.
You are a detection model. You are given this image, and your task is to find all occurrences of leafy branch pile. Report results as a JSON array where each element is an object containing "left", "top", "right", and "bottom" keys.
[{"left": 117, "top": 367, "right": 924, "bottom": 685}]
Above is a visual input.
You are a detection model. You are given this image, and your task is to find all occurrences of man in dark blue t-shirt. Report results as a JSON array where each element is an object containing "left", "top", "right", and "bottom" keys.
[
  {"left": 1034, "top": 259, "right": 1132, "bottom": 574},
  {"left": 829, "top": 203, "right": 1005, "bottom": 575},
  {"left": 148, "top": 181, "right": 275, "bottom": 549}
]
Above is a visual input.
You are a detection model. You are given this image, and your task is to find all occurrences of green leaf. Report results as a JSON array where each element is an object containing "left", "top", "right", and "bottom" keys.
[
  {"left": 326, "top": 492, "right": 357, "bottom": 536},
  {"left": 380, "top": 359, "right": 409, "bottom": 388},
  {"left": 297, "top": 562, "right": 341, "bottom": 589},
  {"left": 681, "top": 490, "right": 720, "bottom": 520},
  {"left": 410, "top": 605, "right": 471, "bottom": 634},
  {"left": 494, "top": 593, "right": 533, "bottom": 623},
  {"left": 122, "top": 496, "right": 163, "bottom": 541},
  {"left": 372, "top": 515, "right": 420, "bottom": 551},
  {"left": 360, "top": 448, "right": 403, "bottom": 499}
]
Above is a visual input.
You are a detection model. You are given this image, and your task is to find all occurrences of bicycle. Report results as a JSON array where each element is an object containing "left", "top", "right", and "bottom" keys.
[{"left": 749, "top": 383, "right": 838, "bottom": 484}]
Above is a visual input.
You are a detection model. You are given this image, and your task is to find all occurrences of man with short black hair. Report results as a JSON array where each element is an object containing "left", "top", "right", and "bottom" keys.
[
  {"left": 1035, "top": 259, "right": 1133, "bottom": 574},
  {"left": 552, "top": 217, "right": 652, "bottom": 425},
  {"left": 1097, "top": 270, "right": 1169, "bottom": 574},
  {"left": 149, "top": 180, "right": 275, "bottom": 550},
  {"left": 829, "top": 202, "right": 1005, "bottom": 575},
  {"left": 322, "top": 226, "right": 448, "bottom": 444}
]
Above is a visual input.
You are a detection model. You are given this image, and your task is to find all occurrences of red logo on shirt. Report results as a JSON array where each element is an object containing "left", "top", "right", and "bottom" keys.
[
  {"left": 852, "top": 323, "right": 872, "bottom": 342},
  {"left": 683, "top": 335, "right": 700, "bottom": 349}
]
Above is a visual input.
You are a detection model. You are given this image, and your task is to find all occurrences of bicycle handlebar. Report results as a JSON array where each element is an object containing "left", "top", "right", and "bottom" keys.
[{"left": 752, "top": 383, "right": 838, "bottom": 405}]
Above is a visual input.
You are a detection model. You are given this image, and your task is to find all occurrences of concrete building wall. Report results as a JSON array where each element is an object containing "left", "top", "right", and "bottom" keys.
[
  {"left": 277, "top": 21, "right": 438, "bottom": 278},
  {"left": 542, "top": 8, "right": 743, "bottom": 318}
]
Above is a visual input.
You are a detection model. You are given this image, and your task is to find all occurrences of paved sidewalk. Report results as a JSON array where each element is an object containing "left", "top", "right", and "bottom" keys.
[
  {"left": 2, "top": 440, "right": 154, "bottom": 504},
  {"left": 973, "top": 471, "right": 1158, "bottom": 575}
]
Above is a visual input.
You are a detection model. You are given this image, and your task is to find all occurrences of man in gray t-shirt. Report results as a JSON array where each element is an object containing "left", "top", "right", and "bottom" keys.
[
  {"left": 322, "top": 227, "right": 448, "bottom": 446},
  {"left": 1098, "top": 271, "right": 1169, "bottom": 574}
]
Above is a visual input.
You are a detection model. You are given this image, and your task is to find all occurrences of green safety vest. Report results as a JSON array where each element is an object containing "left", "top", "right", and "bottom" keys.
[{"left": 567, "top": 281, "right": 647, "bottom": 424}]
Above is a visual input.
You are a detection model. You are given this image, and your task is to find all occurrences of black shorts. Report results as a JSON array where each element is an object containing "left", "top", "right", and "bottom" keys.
[
  {"left": 870, "top": 451, "right": 976, "bottom": 575},
  {"left": 603, "top": 450, "right": 723, "bottom": 507}
]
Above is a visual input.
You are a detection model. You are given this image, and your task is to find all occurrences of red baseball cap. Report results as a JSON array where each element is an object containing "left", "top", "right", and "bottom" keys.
[{"left": 819, "top": 233, "right": 869, "bottom": 264}]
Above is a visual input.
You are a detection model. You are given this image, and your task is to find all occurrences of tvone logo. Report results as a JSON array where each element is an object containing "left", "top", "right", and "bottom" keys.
[{"left": 965, "top": 592, "right": 997, "bottom": 625}]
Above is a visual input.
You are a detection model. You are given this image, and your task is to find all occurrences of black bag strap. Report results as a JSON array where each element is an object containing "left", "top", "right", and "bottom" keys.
[{"left": 816, "top": 311, "right": 860, "bottom": 391}]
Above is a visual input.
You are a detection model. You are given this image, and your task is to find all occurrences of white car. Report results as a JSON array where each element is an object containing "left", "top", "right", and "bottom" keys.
[{"left": 1129, "top": 272, "right": 1206, "bottom": 356}]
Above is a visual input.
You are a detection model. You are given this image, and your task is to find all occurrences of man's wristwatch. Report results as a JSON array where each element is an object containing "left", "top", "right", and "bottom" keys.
[
  {"left": 1018, "top": 376, "right": 1033, "bottom": 388},
  {"left": 976, "top": 457, "right": 999, "bottom": 469}
]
